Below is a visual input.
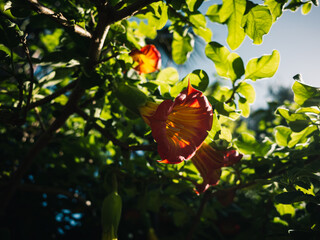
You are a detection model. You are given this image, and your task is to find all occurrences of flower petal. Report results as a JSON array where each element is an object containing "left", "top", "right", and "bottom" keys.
[
  {"left": 148, "top": 82, "right": 213, "bottom": 163},
  {"left": 129, "top": 45, "right": 161, "bottom": 74},
  {"left": 191, "top": 143, "right": 243, "bottom": 193}
]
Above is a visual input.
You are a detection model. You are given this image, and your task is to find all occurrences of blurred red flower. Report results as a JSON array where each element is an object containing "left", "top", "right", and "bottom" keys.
[{"left": 129, "top": 44, "right": 161, "bottom": 74}]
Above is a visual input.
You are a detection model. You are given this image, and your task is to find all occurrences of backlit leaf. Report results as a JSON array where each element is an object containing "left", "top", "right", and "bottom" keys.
[
  {"left": 275, "top": 126, "right": 292, "bottom": 147},
  {"left": 172, "top": 30, "right": 194, "bottom": 64},
  {"left": 264, "top": 0, "right": 286, "bottom": 22},
  {"left": 238, "top": 82, "right": 256, "bottom": 103},
  {"left": 226, "top": 0, "right": 246, "bottom": 50},
  {"left": 292, "top": 80, "right": 320, "bottom": 106},
  {"left": 244, "top": 50, "right": 280, "bottom": 81},
  {"left": 242, "top": 5, "right": 272, "bottom": 45}
]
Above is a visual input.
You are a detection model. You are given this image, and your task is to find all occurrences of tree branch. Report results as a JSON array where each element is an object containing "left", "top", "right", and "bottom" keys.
[
  {"left": 114, "top": 0, "right": 160, "bottom": 23},
  {"left": 27, "top": 80, "right": 77, "bottom": 110},
  {"left": 26, "top": 0, "right": 92, "bottom": 39},
  {"left": 1, "top": 83, "right": 85, "bottom": 213}
]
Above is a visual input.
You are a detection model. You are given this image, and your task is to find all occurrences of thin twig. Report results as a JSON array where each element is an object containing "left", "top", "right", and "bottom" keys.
[
  {"left": 26, "top": 0, "right": 92, "bottom": 39},
  {"left": 225, "top": 81, "right": 241, "bottom": 104},
  {"left": 21, "top": 34, "right": 35, "bottom": 119},
  {"left": 34, "top": 107, "right": 46, "bottom": 132}
]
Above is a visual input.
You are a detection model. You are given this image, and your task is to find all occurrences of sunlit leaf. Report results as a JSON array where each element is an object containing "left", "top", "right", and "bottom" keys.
[
  {"left": 288, "top": 125, "right": 317, "bottom": 148},
  {"left": 172, "top": 30, "right": 194, "bottom": 64},
  {"left": 206, "top": 4, "right": 223, "bottom": 23},
  {"left": 235, "top": 132, "right": 273, "bottom": 156},
  {"left": 186, "top": 0, "right": 204, "bottom": 12},
  {"left": 275, "top": 126, "right": 292, "bottom": 147},
  {"left": 238, "top": 82, "right": 256, "bottom": 103},
  {"left": 242, "top": 5, "right": 272, "bottom": 45},
  {"left": 238, "top": 96, "right": 250, "bottom": 117},
  {"left": 244, "top": 50, "right": 280, "bottom": 81},
  {"left": 226, "top": 0, "right": 246, "bottom": 50},
  {"left": 275, "top": 203, "right": 296, "bottom": 217},
  {"left": 264, "top": 0, "right": 286, "bottom": 22},
  {"left": 205, "top": 42, "right": 231, "bottom": 78},
  {"left": 302, "top": 2, "right": 312, "bottom": 14},
  {"left": 171, "top": 69, "right": 209, "bottom": 96},
  {"left": 292, "top": 81, "right": 320, "bottom": 106}
]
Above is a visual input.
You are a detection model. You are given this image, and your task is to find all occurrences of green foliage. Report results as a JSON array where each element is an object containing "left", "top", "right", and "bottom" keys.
[{"left": 0, "top": 0, "right": 319, "bottom": 239}]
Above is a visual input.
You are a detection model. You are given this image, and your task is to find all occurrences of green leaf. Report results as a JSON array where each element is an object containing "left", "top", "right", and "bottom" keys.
[
  {"left": 207, "top": 113, "right": 221, "bottom": 140},
  {"left": 186, "top": 0, "right": 204, "bottom": 12},
  {"left": 244, "top": 50, "right": 280, "bottom": 81},
  {"left": 226, "top": 52, "right": 245, "bottom": 81},
  {"left": 242, "top": 5, "right": 272, "bottom": 45},
  {"left": 264, "top": 0, "right": 286, "bottom": 22},
  {"left": 238, "top": 96, "right": 250, "bottom": 117},
  {"left": 153, "top": 67, "right": 179, "bottom": 97},
  {"left": 190, "top": 11, "right": 212, "bottom": 42},
  {"left": 40, "top": 28, "right": 64, "bottom": 53},
  {"left": 138, "top": 21, "right": 157, "bottom": 39},
  {"left": 220, "top": 126, "right": 232, "bottom": 142},
  {"left": 292, "top": 80, "right": 320, "bottom": 106},
  {"left": 193, "top": 26, "right": 212, "bottom": 42},
  {"left": 148, "top": 2, "right": 168, "bottom": 30},
  {"left": 226, "top": 0, "right": 246, "bottom": 50},
  {"left": 275, "top": 126, "right": 292, "bottom": 147},
  {"left": 156, "top": 67, "right": 179, "bottom": 85},
  {"left": 172, "top": 30, "right": 193, "bottom": 64},
  {"left": 288, "top": 125, "right": 317, "bottom": 148},
  {"left": 206, "top": 4, "right": 223, "bottom": 23},
  {"left": 238, "top": 82, "right": 256, "bottom": 103},
  {"left": 205, "top": 42, "right": 244, "bottom": 81},
  {"left": 101, "top": 191, "right": 122, "bottom": 238},
  {"left": 276, "top": 107, "right": 311, "bottom": 132},
  {"left": 208, "top": 97, "right": 241, "bottom": 120},
  {"left": 114, "top": 83, "right": 148, "bottom": 115},
  {"left": 171, "top": 69, "right": 209, "bottom": 96},
  {"left": 205, "top": 42, "right": 231, "bottom": 78},
  {"left": 275, "top": 203, "right": 296, "bottom": 217},
  {"left": 189, "top": 12, "right": 206, "bottom": 28},
  {"left": 302, "top": 2, "right": 312, "bottom": 14},
  {"left": 235, "top": 132, "right": 272, "bottom": 156},
  {"left": 296, "top": 106, "right": 320, "bottom": 115}
]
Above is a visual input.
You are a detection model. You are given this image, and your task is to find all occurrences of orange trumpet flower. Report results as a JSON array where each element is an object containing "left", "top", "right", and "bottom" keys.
[
  {"left": 140, "top": 81, "right": 213, "bottom": 164},
  {"left": 129, "top": 44, "right": 161, "bottom": 74},
  {"left": 191, "top": 143, "right": 243, "bottom": 193}
]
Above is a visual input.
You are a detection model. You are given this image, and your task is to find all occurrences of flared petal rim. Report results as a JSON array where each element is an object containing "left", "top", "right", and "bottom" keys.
[{"left": 148, "top": 81, "right": 213, "bottom": 164}]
